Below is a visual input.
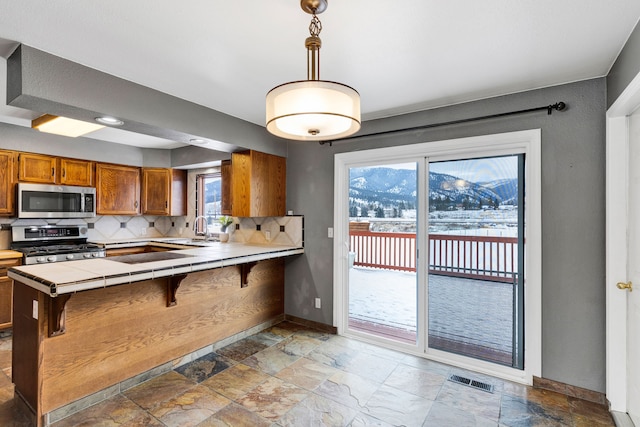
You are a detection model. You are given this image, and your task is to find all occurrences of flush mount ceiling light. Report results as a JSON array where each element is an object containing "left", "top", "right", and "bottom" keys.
[
  {"left": 95, "top": 116, "right": 124, "bottom": 126},
  {"left": 32, "top": 114, "right": 104, "bottom": 137},
  {"left": 266, "top": 0, "right": 360, "bottom": 142}
]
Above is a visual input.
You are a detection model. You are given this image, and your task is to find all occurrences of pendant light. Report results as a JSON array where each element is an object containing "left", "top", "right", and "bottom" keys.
[{"left": 266, "top": 0, "right": 360, "bottom": 142}]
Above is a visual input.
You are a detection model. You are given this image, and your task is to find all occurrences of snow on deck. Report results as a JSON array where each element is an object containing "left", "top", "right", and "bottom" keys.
[{"left": 348, "top": 267, "right": 515, "bottom": 358}]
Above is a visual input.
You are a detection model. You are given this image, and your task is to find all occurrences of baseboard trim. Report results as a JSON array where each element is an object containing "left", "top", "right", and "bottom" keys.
[
  {"left": 533, "top": 376, "right": 606, "bottom": 405},
  {"left": 284, "top": 314, "right": 337, "bottom": 334},
  {"left": 611, "top": 411, "right": 634, "bottom": 427}
]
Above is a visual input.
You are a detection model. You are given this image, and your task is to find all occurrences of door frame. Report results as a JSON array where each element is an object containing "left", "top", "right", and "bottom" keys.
[
  {"left": 333, "top": 129, "right": 542, "bottom": 385},
  {"left": 606, "top": 70, "right": 640, "bottom": 413}
]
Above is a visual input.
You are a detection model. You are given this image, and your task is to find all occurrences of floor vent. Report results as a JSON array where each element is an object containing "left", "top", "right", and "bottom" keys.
[{"left": 448, "top": 374, "right": 495, "bottom": 393}]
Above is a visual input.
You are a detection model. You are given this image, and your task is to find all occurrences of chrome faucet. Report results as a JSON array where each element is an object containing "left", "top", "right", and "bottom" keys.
[{"left": 193, "top": 216, "right": 210, "bottom": 241}]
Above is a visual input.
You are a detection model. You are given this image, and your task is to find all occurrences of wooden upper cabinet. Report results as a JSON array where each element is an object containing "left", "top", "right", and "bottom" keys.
[
  {"left": 18, "top": 153, "right": 93, "bottom": 186},
  {"left": 231, "top": 150, "right": 286, "bottom": 217},
  {"left": 220, "top": 160, "right": 232, "bottom": 216},
  {"left": 18, "top": 153, "right": 57, "bottom": 184},
  {"left": 58, "top": 158, "right": 94, "bottom": 186},
  {"left": 96, "top": 163, "right": 141, "bottom": 215},
  {"left": 141, "top": 168, "right": 186, "bottom": 216},
  {"left": 0, "top": 151, "right": 17, "bottom": 216}
]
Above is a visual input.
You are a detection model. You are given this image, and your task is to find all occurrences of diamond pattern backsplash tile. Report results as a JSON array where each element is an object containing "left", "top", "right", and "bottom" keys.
[
  {"left": 233, "top": 216, "right": 303, "bottom": 246},
  {"left": 0, "top": 214, "right": 303, "bottom": 248}
]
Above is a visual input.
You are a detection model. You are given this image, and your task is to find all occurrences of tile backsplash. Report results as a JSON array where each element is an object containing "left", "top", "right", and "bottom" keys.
[{"left": 0, "top": 215, "right": 304, "bottom": 249}]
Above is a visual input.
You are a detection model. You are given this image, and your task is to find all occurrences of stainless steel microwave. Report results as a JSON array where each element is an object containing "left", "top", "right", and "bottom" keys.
[{"left": 17, "top": 183, "right": 96, "bottom": 218}]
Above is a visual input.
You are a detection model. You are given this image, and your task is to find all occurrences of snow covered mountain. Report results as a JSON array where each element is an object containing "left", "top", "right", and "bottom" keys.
[{"left": 349, "top": 167, "right": 518, "bottom": 209}]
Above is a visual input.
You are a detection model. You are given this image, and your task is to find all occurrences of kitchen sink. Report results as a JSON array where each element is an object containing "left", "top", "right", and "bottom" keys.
[{"left": 159, "top": 238, "right": 221, "bottom": 247}]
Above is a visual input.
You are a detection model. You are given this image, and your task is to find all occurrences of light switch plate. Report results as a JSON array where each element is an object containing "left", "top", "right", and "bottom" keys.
[
  {"left": 328, "top": 227, "right": 334, "bottom": 238},
  {"left": 32, "top": 300, "right": 38, "bottom": 320}
]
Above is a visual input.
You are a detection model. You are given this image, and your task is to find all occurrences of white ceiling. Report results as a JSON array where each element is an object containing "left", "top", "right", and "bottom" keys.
[{"left": 0, "top": 1, "right": 639, "bottom": 150}]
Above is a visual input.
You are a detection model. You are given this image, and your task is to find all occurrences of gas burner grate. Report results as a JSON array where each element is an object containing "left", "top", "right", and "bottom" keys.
[{"left": 448, "top": 374, "right": 495, "bottom": 393}]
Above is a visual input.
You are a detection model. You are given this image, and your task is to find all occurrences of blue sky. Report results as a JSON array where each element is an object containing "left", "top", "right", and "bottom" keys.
[{"left": 359, "top": 156, "right": 518, "bottom": 182}]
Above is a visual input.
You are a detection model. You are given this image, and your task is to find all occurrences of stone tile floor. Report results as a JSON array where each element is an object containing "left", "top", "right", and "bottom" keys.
[{"left": 0, "top": 322, "right": 615, "bottom": 426}]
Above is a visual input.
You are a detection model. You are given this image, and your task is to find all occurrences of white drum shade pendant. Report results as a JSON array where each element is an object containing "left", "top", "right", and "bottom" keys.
[{"left": 266, "top": 0, "right": 360, "bottom": 142}]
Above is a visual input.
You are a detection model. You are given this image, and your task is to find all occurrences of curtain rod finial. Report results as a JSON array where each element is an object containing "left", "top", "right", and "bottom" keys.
[{"left": 549, "top": 102, "right": 567, "bottom": 114}]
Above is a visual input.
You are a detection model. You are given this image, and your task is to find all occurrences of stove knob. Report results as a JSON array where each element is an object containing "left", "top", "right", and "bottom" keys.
[
  {"left": 36, "top": 257, "right": 45, "bottom": 263},
  {"left": 47, "top": 256, "right": 56, "bottom": 263},
  {"left": 66, "top": 254, "right": 74, "bottom": 260},
  {"left": 84, "top": 253, "right": 92, "bottom": 259},
  {"left": 91, "top": 252, "right": 99, "bottom": 258}
]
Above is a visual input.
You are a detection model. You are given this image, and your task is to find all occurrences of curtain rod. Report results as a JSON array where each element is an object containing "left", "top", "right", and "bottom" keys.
[{"left": 320, "top": 101, "right": 567, "bottom": 146}]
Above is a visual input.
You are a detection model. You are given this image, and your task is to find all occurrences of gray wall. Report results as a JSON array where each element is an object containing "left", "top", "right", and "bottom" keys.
[
  {"left": 285, "top": 78, "right": 607, "bottom": 392},
  {"left": 607, "top": 19, "right": 640, "bottom": 108},
  {"left": 0, "top": 122, "right": 157, "bottom": 166}
]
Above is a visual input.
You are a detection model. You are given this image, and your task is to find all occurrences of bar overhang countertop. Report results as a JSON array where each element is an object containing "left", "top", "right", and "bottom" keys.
[{"left": 8, "top": 240, "right": 304, "bottom": 297}]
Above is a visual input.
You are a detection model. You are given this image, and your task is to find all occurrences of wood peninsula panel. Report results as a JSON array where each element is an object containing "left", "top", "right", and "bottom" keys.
[
  {"left": 13, "top": 259, "right": 284, "bottom": 419},
  {"left": 12, "top": 282, "right": 41, "bottom": 416}
]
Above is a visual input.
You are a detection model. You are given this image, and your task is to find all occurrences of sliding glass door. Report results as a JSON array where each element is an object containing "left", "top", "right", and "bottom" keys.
[
  {"left": 335, "top": 130, "right": 541, "bottom": 381},
  {"left": 427, "top": 155, "right": 524, "bottom": 369},
  {"left": 347, "top": 162, "right": 419, "bottom": 345}
]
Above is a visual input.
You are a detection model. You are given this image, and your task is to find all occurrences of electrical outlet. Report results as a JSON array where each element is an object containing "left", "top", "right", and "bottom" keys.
[
  {"left": 140, "top": 227, "right": 147, "bottom": 236},
  {"left": 328, "top": 227, "right": 334, "bottom": 238},
  {"left": 315, "top": 298, "right": 321, "bottom": 309},
  {"left": 32, "top": 300, "right": 38, "bottom": 319},
  {"left": 265, "top": 231, "right": 271, "bottom": 241}
]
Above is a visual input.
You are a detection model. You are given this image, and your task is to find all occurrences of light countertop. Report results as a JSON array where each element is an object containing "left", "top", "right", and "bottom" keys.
[{"left": 8, "top": 242, "right": 303, "bottom": 297}]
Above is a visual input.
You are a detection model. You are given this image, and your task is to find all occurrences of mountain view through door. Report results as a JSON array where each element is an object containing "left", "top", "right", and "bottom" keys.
[
  {"left": 347, "top": 155, "right": 524, "bottom": 368},
  {"left": 348, "top": 162, "right": 418, "bottom": 344},
  {"left": 428, "top": 156, "right": 523, "bottom": 368}
]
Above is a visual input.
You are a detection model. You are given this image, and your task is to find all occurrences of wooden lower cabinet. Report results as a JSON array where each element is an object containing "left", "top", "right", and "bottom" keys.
[
  {"left": 12, "top": 259, "right": 285, "bottom": 426},
  {"left": 0, "top": 255, "right": 21, "bottom": 330}
]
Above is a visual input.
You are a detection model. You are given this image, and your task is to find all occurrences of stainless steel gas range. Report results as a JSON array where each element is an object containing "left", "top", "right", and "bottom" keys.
[{"left": 10, "top": 225, "right": 106, "bottom": 265}]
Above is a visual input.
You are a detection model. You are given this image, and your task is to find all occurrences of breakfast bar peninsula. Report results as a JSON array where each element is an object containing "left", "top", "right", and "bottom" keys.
[{"left": 8, "top": 240, "right": 303, "bottom": 426}]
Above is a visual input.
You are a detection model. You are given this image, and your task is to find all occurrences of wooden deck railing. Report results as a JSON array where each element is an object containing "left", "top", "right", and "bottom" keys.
[{"left": 349, "top": 230, "right": 518, "bottom": 283}]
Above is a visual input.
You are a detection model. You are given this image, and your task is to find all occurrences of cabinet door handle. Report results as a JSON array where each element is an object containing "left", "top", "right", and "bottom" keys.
[
  {"left": 62, "top": 168, "right": 66, "bottom": 178},
  {"left": 52, "top": 168, "right": 55, "bottom": 177},
  {"left": 135, "top": 201, "right": 139, "bottom": 209},
  {"left": 165, "top": 201, "right": 168, "bottom": 208}
]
